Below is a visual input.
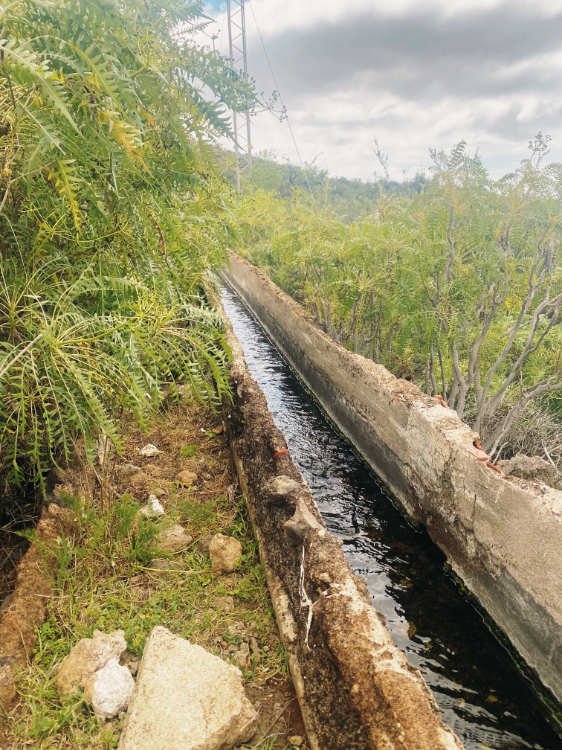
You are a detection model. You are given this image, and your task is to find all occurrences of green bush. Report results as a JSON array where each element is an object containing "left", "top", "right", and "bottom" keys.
[{"left": 0, "top": 1, "right": 254, "bottom": 492}]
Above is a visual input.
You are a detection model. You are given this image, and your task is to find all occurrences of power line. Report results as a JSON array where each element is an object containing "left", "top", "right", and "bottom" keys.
[{"left": 247, "top": 1, "right": 315, "bottom": 197}]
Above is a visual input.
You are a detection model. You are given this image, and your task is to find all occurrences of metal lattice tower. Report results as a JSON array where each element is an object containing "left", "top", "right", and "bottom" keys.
[{"left": 226, "top": 0, "right": 252, "bottom": 191}]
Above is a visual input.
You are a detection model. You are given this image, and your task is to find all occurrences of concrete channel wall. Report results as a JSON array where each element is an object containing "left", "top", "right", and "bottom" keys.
[
  {"left": 223, "top": 253, "right": 562, "bottom": 706},
  {"left": 221, "top": 299, "right": 463, "bottom": 750}
]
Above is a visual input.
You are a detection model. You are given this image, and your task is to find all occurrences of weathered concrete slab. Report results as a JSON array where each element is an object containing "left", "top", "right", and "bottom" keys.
[
  {"left": 223, "top": 252, "right": 562, "bottom": 704},
  {"left": 118, "top": 626, "right": 257, "bottom": 750}
]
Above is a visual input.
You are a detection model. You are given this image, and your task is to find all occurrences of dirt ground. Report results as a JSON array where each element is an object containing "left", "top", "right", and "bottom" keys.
[
  {"left": 0, "top": 530, "right": 27, "bottom": 604},
  {"left": 0, "top": 396, "right": 306, "bottom": 749}
]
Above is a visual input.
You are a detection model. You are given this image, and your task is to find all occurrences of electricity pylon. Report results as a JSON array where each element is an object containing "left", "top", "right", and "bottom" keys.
[{"left": 226, "top": 0, "right": 252, "bottom": 192}]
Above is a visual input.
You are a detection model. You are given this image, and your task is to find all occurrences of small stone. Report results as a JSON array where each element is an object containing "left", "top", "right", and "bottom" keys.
[
  {"left": 209, "top": 534, "right": 242, "bottom": 575},
  {"left": 0, "top": 664, "right": 16, "bottom": 711},
  {"left": 139, "top": 495, "right": 165, "bottom": 519},
  {"left": 150, "top": 487, "right": 167, "bottom": 498},
  {"left": 266, "top": 475, "right": 301, "bottom": 497},
  {"left": 118, "top": 627, "right": 257, "bottom": 750},
  {"left": 175, "top": 470, "right": 198, "bottom": 487},
  {"left": 289, "top": 736, "right": 304, "bottom": 747},
  {"left": 213, "top": 595, "right": 235, "bottom": 611},
  {"left": 119, "top": 463, "right": 142, "bottom": 478},
  {"left": 213, "top": 424, "right": 224, "bottom": 435},
  {"left": 231, "top": 641, "right": 251, "bottom": 670},
  {"left": 84, "top": 658, "right": 134, "bottom": 720},
  {"left": 56, "top": 630, "right": 127, "bottom": 695},
  {"left": 148, "top": 558, "right": 183, "bottom": 572},
  {"left": 139, "top": 444, "right": 161, "bottom": 457},
  {"left": 156, "top": 525, "right": 192, "bottom": 553}
]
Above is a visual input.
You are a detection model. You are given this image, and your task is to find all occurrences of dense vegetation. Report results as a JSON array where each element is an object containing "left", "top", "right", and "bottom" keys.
[
  {"left": 0, "top": 0, "right": 253, "bottom": 498},
  {"left": 217, "top": 148, "right": 428, "bottom": 221},
  {"left": 234, "top": 138, "right": 562, "bottom": 466},
  {"left": 1, "top": 0, "right": 560, "bottom": 506}
]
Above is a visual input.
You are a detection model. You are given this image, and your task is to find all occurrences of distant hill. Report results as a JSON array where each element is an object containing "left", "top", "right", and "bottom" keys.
[{"left": 215, "top": 149, "right": 428, "bottom": 221}]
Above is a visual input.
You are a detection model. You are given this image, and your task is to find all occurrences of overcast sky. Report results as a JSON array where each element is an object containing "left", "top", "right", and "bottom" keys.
[{"left": 202, "top": 0, "right": 562, "bottom": 180}]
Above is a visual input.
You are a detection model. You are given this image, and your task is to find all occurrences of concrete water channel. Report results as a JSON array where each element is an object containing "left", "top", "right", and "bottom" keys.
[{"left": 221, "top": 285, "right": 561, "bottom": 750}]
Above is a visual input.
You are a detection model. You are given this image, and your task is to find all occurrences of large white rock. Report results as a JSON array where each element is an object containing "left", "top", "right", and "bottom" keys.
[
  {"left": 84, "top": 658, "right": 134, "bottom": 720},
  {"left": 56, "top": 630, "right": 127, "bottom": 695},
  {"left": 118, "top": 626, "right": 257, "bottom": 750}
]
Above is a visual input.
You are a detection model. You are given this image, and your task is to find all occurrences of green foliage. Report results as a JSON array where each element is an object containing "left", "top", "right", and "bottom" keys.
[
  {"left": 216, "top": 148, "right": 427, "bottom": 221},
  {"left": 0, "top": 1, "right": 252, "bottom": 494},
  {"left": 179, "top": 443, "right": 199, "bottom": 458},
  {"left": 234, "top": 139, "right": 562, "bottom": 463}
]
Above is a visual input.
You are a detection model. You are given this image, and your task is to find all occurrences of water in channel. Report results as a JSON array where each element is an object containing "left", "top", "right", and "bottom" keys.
[{"left": 220, "top": 285, "right": 561, "bottom": 750}]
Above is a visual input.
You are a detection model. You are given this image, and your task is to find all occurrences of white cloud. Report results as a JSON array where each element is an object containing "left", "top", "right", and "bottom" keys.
[{"left": 202, "top": 1, "right": 562, "bottom": 179}]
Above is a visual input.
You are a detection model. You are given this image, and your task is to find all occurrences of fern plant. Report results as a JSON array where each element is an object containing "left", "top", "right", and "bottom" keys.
[{"left": 0, "top": 1, "right": 254, "bottom": 496}]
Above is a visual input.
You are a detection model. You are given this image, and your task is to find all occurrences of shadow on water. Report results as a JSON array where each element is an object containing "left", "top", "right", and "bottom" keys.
[{"left": 221, "top": 285, "right": 561, "bottom": 750}]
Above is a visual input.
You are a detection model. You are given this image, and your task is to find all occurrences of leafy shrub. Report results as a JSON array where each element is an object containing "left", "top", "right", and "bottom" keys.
[
  {"left": 235, "top": 139, "right": 562, "bottom": 463},
  {"left": 0, "top": 1, "right": 254, "bottom": 494}
]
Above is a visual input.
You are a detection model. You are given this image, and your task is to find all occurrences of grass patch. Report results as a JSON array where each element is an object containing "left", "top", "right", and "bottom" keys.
[
  {"left": 7, "top": 471, "right": 288, "bottom": 747},
  {"left": 178, "top": 443, "right": 199, "bottom": 458}
]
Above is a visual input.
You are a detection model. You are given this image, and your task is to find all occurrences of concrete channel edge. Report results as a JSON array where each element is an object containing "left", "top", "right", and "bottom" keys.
[
  {"left": 219, "top": 276, "right": 463, "bottom": 749},
  {"left": 222, "top": 252, "right": 562, "bottom": 708}
]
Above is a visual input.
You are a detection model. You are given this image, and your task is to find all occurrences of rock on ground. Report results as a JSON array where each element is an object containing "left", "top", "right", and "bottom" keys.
[
  {"left": 266, "top": 475, "right": 301, "bottom": 497},
  {"left": 175, "top": 469, "right": 198, "bottom": 487},
  {"left": 139, "top": 444, "right": 161, "bottom": 457},
  {"left": 56, "top": 629, "right": 127, "bottom": 695},
  {"left": 84, "top": 658, "right": 134, "bottom": 720},
  {"left": 139, "top": 495, "right": 165, "bottom": 519},
  {"left": 118, "top": 626, "right": 257, "bottom": 750},
  {"left": 209, "top": 534, "right": 242, "bottom": 575},
  {"left": 156, "top": 525, "right": 192, "bottom": 553}
]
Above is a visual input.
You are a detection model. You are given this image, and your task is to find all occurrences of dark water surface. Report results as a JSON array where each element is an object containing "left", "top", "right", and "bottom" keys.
[{"left": 221, "top": 285, "right": 561, "bottom": 750}]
